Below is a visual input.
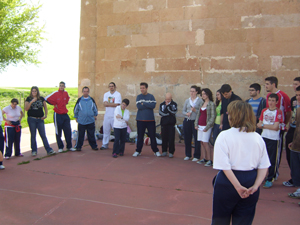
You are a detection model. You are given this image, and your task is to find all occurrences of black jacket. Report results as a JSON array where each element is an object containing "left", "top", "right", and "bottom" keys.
[{"left": 159, "top": 100, "right": 177, "bottom": 126}]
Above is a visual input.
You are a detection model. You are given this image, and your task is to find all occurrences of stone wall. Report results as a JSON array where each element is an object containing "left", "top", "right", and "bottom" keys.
[{"left": 78, "top": 0, "right": 300, "bottom": 129}]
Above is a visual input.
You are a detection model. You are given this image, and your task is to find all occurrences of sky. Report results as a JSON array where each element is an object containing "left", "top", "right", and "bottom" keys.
[{"left": 0, "top": 0, "right": 81, "bottom": 87}]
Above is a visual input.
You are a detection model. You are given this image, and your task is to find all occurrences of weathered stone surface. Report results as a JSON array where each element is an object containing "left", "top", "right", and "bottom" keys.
[
  {"left": 159, "top": 31, "right": 196, "bottom": 45},
  {"left": 205, "top": 30, "right": 247, "bottom": 44},
  {"left": 136, "top": 45, "right": 186, "bottom": 59},
  {"left": 282, "top": 57, "right": 300, "bottom": 70},
  {"left": 131, "top": 33, "right": 159, "bottom": 47}
]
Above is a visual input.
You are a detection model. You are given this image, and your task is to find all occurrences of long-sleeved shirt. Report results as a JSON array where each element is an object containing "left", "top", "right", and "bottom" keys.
[
  {"left": 220, "top": 92, "right": 241, "bottom": 130},
  {"left": 113, "top": 105, "right": 130, "bottom": 129},
  {"left": 45, "top": 89, "right": 70, "bottom": 114},
  {"left": 159, "top": 100, "right": 177, "bottom": 126},
  {"left": 136, "top": 93, "right": 156, "bottom": 121},
  {"left": 74, "top": 96, "right": 98, "bottom": 125}
]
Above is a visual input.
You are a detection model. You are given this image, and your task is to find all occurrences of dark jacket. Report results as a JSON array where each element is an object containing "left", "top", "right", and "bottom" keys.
[{"left": 159, "top": 100, "right": 177, "bottom": 126}]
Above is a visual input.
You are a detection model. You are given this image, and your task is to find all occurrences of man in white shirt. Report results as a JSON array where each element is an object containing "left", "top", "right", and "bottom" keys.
[{"left": 101, "top": 82, "right": 122, "bottom": 150}]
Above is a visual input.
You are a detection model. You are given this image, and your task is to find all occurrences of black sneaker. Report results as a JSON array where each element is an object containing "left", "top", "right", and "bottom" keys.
[
  {"left": 76, "top": 148, "right": 82, "bottom": 151},
  {"left": 119, "top": 153, "right": 124, "bottom": 156},
  {"left": 112, "top": 153, "right": 118, "bottom": 158},
  {"left": 100, "top": 147, "right": 107, "bottom": 150},
  {"left": 92, "top": 147, "right": 98, "bottom": 151}
]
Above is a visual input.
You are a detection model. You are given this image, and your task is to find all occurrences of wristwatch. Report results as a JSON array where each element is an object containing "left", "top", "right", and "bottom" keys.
[{"left": 261, "top": 123, "right": 264, "bottom": 127}]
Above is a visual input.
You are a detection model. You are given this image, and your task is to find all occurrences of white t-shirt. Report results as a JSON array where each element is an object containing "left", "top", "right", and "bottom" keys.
[
  {"left": 213, "top": 127, "right": 270, "bottom": 171},
  {"left": 103, "top": 91, "right": 122, "bottom": 116},
  {"left": 3, "top": 105, "right": 22, "bottom": 122},
  {"left": 260, "top": 108, "right": 282, "bottom": 140}
]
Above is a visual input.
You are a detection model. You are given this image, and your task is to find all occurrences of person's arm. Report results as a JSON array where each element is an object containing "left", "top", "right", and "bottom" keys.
[
  {"left": 25, "top": 97, "right": 37, "bottom": 111},
  {"left": 194, "top": 107, "right": 201, "bottom": 130},
  {"left": 257, "top": 121, "right": 279, "bottom": 131},
  {"left": 0, "top": 151, "right": 3, "bottom": 162},
  {"left": 19, "top": 109, "right": 24, "bottom": 122},
  {"left": 223, "top": 170, "right": 249, "bottom": 198},
  {"left": 104, "top": 102, "right": 120, "bottom": 107},
  {"left": 2, "top": 110, "right": 10, "bottom": 125},
  {"left": 42, "top": 101, "right": 48, "bottom": 120},
  {"left": 136, "top": 95, "right": 147, "bottom": 110},
  {"left": 159, "top": 103, "right": 169, "bottom": 117},
  {"left": 219, "top": 114, "right": 223, "bottom": 130},
  {"left": 167, "top": 102, "right": 177, "bottom": 115},
  {"left": 45, "top": 91, "right": 57, "bottom": 105},
  {"left": 285, "top": 111, "right": 291, "bottom": 126},
  {"left": 74, "top": 101, "right": 80, "bottom": 122},
  {"left": 123, "top": 109, "right": 130, "bottom": 122},
  {"left": 205, "top": 102, "right": 216, "bottom": 131},
  {"left": 248, "top": 168, "right": 268, "bottom": 195},
  {"left": 143, "top": 95, "right": 156, "bottom": 109}
]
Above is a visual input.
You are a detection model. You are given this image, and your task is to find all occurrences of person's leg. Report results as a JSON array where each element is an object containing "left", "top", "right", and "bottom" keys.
[
  {"left": 193, "top": 124, "right": 201, "bottom": 159},
  {"left": 102, "top": 115, "right": 113, "bottom": 148},
  {"left": 285, "top": 128, "right": 294, "bottom": 169},
  {"left": 113, "top": 128, "right": 121, "bottom": 155},
  {"left": 62, "top": 114, "right": 72, "bottom": 149},
  {"left": 264, "top": 138, "right": 278, "bottom": 182},
  {"left": 275, "top": 130, "right": 284, "bottom": 178},
  {"left": 75, "top": 123, "right": 85, "bottom": 150},
  {"left": 28, "top": 117, "right": 38, "bottom": 153},
  {"left": 119, "top": 127, "right": 127, "bottom": 154},
  {"left": 290, "top": 151, "right": 300, "bottom": 187},
  {"left": 14, "top": 127, "right": 21, "bottom": 156},
  {"left": 0, "top": 126, "right": 4, "bottom": 155},
  {"left": 168, "top": 125, "right": 175, "bottom": 154},
  {"left": 202, "top": 142, "right": 210, "bottom": 160},
  {"left": 136, "top": 121, "right": 146, "bottom": 153},
  {"left": 212, "top": 123, "right": 221, "bottom": 146},
  {"left": 4, "top": 127, "right": 14, "bottom": 157},
  {"left": 146, "top": 121, "right": 159, "bottom": 153},
  {"left": 54, "top": 112, "right": 64, "bottom": 149},
  {"left": 183, "top": 119, "right": 192, "bottom": 158},
  {"left": 36, "top": 119, "right": 53, "bottom": 153},
  {"left": 161, "top": 125, "right": 168, "bottom": 153},
  {"left": 86, "top": 122, "right": 97, "bottom": 149}
]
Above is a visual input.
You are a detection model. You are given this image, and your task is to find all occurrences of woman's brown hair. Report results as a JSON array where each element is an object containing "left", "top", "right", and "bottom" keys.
[{"left": 227, "top": 100, "right": 256, "bottom": 132}]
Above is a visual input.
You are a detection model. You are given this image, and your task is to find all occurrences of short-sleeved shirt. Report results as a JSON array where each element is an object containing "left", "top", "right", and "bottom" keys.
[
  {"left": 103, "top": 91, "right": 122, "bottom": 117},
  {"left": 3, "top": 105, "right": 22, "bottom": 122},
  {"left": 248, "top": 97, "right": 262, "bottom": 116},
  {"left": 213, "top": 127, "right": 270, "bottom": 171},
  {"left": 214, "top": 102, "right": 222, "bottom": 125},
  {"left": 266, "top": 90, "right": 291, "bottom": 125},
  {"left": 260, "top": 108, "right": 283, "bottom": 140},
  {"left": 26, "top": 97, "right": 45, "bottom": 117}
]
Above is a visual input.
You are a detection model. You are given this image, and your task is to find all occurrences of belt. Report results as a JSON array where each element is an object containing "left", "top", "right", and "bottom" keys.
[{"left": 29, "top": 116, "right": 42, "bottom": 119}]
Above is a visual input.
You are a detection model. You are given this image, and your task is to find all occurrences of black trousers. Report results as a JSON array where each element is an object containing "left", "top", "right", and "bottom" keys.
[
  {"left": 161, "top": 124, "right": 175, "bottom": 154},
  {"left": 113, "top": 127, "right": 127, "bottom": 154},
  {"left": 212, "top": 170, "right": 259, "bottom": 225},
  {"left": 136, "top": 121, "right": 159, "bottom": 153},
  {"left": 285, "top": 127, "right": 295, "bottom": 169},
  {"left": 75, "top": 122, "right": 97, "bottom": 149},
  {"left": 263, "top": 138, "right": 279, "bottom": 182},
  {"left": 0, "top": 126, "right": 4, "bottom": 154},
  {"left": 183, "top": 118, "right": 200, "bottom": 158}
]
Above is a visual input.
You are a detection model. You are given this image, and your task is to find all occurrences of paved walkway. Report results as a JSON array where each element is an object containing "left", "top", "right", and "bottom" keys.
[{"left": 0, "top": 123, "right": 299, "bottom": 224}]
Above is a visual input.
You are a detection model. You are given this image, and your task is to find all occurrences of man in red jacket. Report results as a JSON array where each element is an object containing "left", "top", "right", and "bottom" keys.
[{"left": 45, "top": 81, "right": 75, "bottom": 152}]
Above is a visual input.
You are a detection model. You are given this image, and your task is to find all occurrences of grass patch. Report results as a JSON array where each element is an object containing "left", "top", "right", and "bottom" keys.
[
  {"left": 17, "top": 160, "right": 30, "bottom": 165},
  {"left": 0, "top": 87, "right": 78, "bottom": 129}
]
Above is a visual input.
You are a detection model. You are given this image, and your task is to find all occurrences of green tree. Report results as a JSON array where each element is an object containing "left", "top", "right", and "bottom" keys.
[{"left": 0, "top": 0, "right": 44, "bottom": 71}]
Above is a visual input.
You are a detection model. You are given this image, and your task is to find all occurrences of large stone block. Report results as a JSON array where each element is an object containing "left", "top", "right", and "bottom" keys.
[
  {"left": 95, "top": 60, "right": 120, "bottom": 73},
  {"left": 258, "top": 56, "right": 271, "bottom": 71},
  {"left": 107, "top": 24, "right": 142, "bottom": 36},
  {"left": 253, "top": 42, "right": 300, "bottom": 56},
  {"left": 97, "top": 2, "right": 113, "bottom": 15},
  {"left": 136, "top": 45, "right": 186, "bottom": 59},
  {"left": 261, "top": 2, "right": 300, "bottom": 15},
  {"left": 131, "top": 33, "right": 159, "bottom": 47},
  {"left": 141, "top": 22, "right": 160, "bottom": 34},
  {"left": 80, "top": 49, "right": 97, "bottom": 61},
  {"left": 211, "top": 57, "right": 258, "bottom": 70},
  {"left": 216, "top": 17, "right": 241, "bottom": 30},
  {"left": 159, "top": 31, "right": 196, "bottom": 45},
  {"left": 105, "top": 48, "right": 136, "bottom": 60},
  {"left": 234, "top": 43, "right": 252, "bottom": 57},
  {"left": 205, "top": 30, "right": 247, "bottom": 44},
  {"left": 274, "top": 27, "right": 300, "bottom": 43},
  {"left": 96, "top": 48, "right": 105, "bottom": 61},
  {"left": 79, "top": 60, "right": 96, "bottom": 73},
  {"left": 120, "top": 60, "right": 146, "bottom": 73},
  {"left": 246, "top": 28, "right": 274, "bottom": 43},
  {"left": 189, "top": 43, "right": 235, "bottom": 57},
  {"left": 79, "top": 37, "right": 97, "bottom": 49},
  {"left": 184, "top": 6, "right": 208, "bottom": 20},
  {"left": 153, "top": 8, "right": 185, "bottom": 22},
  {"left": 113, "top": 0, "right": 139, "bottom": 13},
  {"left": 97, "top": 36, "right": 126, "bottom": 48},
  {"left": 192, "top": 18, "right": 216, "bottom": 31},
  {"left": 159, "top": 20, "right": 190, "bottom": 33},
  {"left": 276, "top": 70, "right": 299, "bottom": 96},
  {"left": 282, "top": 57, "right": 300, "bottom": 70},
  {"left": 233, "top": 2, "right": 261, "bottom": 16},
  {"left": 207, "top": 4, "right": 234, "bottom": 18},
  {"left": 139, "top": 0, "right": 167, "bottom": 11},
  {"left": 155, "top": 58, "right": 201, "bottom": 71}
]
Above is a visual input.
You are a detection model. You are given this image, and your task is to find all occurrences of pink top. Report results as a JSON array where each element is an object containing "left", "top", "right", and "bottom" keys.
[
  {"left": 3, "top": 105, "right": 22, "bottom": 121},
  {"left": 198, "top": 107, "right": 207, "bottom": 126}
]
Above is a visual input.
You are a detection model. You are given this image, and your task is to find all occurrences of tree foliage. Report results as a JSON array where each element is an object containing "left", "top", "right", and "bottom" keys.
[{"left": 0, "top": 0, "right": 44, "bottom": 71}]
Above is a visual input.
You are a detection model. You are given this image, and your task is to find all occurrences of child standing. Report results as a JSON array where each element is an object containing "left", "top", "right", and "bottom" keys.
[
  {"left": 112, "top": 99, "right": 130, "bottom": 158},
  {"left": 257, "top": 93, "right": 283, "bottom": 188}
]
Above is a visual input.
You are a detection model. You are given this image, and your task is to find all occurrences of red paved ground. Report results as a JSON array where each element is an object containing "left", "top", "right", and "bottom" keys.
[{"left": 0, "top": 125, "right": 299, "bottom": 224}]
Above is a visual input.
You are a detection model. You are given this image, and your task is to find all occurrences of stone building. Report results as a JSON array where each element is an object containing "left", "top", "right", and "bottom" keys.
[{"left": 78, "top": 0, "right": 300, "bottom": 129}]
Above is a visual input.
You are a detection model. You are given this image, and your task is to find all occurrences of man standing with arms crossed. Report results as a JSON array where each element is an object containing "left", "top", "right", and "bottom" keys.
[
  {"left": 45, "top": 81, "right": 75, "bottom": 152},
  {"left": 101, "top": 82, "right": 121, "bottom": 150},
  {"left": 132, "top": 82, "right": 161, "bottom": 157}
]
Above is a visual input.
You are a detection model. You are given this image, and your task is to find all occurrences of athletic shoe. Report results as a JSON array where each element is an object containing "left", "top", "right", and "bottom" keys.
[
  {"left": 47, "top": 150, "right": 56, "bottom": 155},
  {"left": 58, "top": 149, "right": 63, "bottom": 153},
  {"left": 263, "top": 181, "right": 273, "bottom": 189},
  {"left": 16, "top": 153, "right": 24, "bottom": 157},
  {"left": 197, "top": 159, "right": 207, "bottom": 164},
  {"left": 288, "top": 191, "right": 300, "bottom": 199},
  {"left": 183, "top": 157, "right": 190, "bottom": 160},
  {"left": 5, "top": 156, "right": 10, "bottom": 160},
  {"left": 192, "top": 158, "right": 199, "bottom": 162},
  {"left": 0, "top": 165, "right": 5, "bottom": 170},
  {"left": 132, "top": 152, "right": 141, "bottom": 157},
  {"left": 119, "top": 153, "right": 124, "bottom": 156},
  {"left": 76, "top": 148, "right": 82, "bottom": 151},
  {"left": 161, "top": 152, "right": 167, "bottom": 157},
  {"left": 154, "top": 152, "right": 161, "bottom": 157},
  {"left": 169, "top": 153, "right": 173, "bottom": 158},
  {"left": 283, "top": 180, "right": 294, "bottom": 187},
  {"left": 112, "top": 153, "right": 118, "bottom": 158},
  {"left": 32, "top": 152, "right": 37, "bottom": 157},
  {"left": 68, "top": 148, "right": 76, "bottom": 151},
  {"left": 100, "top": 147, "right": 108, "bottom": 150},
  {"left": 205, "top": 160, "right": 213, "bottom": 167},
  {"left": 92, "top": 147, "right": 98, "bottom": 151}
]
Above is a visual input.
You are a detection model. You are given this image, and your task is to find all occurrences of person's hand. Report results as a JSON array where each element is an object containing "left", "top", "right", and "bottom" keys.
[
  {"left": 219, "top": 124, "right": 223, "bottom": 130},
  {"left": 186, "top": 112, "right": 192, "bottom": 117},
  {"left": 41, "top": 116, "right": 47, "bottom": 120},
  {"left": 191, "top": 107, "right": 195, "bottom": 112},
  {"left": 7, "top": 121, "right": 12, "bottom": 125},
  {"left": 203, "top": 129, "right": 207, "bottom": 132},
  {"left": 116, "top": 114, "right": 122, "bottom": 119},
  {"left": 236, "top": 186, "right": 249, "bottom": 198},
  {"left": 31, "top": 97, "right": 37, "bottom": 103},
  {"left": 247, "top": 186, "right": 258, "bottom": 195},
  {"left": 288, "top": 142, "right": 293, "bottom": 149},
  {"left": 257, "top": 123, "right": 262, "bottom": 129},
  {"left": 94, "top": 116, "right": 97, "bottom": 120},
  {"left": 195, "top": 126, "right": 198, "bottom": 130},
  {"left": 75, "top": 118, "right": 78, "bottom": 123}
]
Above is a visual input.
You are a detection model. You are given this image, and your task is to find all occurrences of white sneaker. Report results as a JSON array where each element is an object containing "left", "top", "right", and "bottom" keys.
[
  {"left": 197, "top": 159, "right": 206, "bottom": 164},
  {"left": 0, "top": 165, "right": 5, "bottom": 170},
  {"left": 68, "top": 148, "right": 76, "bottom": 152},
  {"left": 169, "top": 153, "right": 173, "bottom": 158},
  {"left": 132, "top": 152, "right": 141, "bottom": 157},
  {"left": 161, "top": 152, "right": 167, "bottom": 157},
  {"left": 184, "top": 157, "right": 190, "bottom": 160},
  {"left": 205, "top": 160, "right": 213, "bottom": 167},
  {"left": 154, "top": 152, "right": 161, "bottom": 157},
  {"left": 58, "top": 149, "right": 63, "bottom": 153},
  {"left": 192, "top": 158, "right": 199, "bottom": 162}
]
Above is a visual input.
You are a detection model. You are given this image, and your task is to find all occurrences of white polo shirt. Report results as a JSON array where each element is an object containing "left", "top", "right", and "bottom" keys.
[
  {"left": 213, "top": 127, "right": 270, "bottom": 171},
  {"left": 3, "top": 105, "right": 22, "bottom": 122}
]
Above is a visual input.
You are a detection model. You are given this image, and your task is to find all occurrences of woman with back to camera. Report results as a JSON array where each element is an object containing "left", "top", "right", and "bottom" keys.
[
  {"left": 25, "top": 86, "right": 56, "bottom": 156},
  {"left": 194, "top": 88, "right": 216, "bottom": 167},
  {"left": 212, "top": 100, "right": 270, "bottom": 225},
  {"left": 182, "top": 85, "right": 203, "bottom": 161},
  {"left": 2, "top": 98, "right": 24, "bottom": 159}
]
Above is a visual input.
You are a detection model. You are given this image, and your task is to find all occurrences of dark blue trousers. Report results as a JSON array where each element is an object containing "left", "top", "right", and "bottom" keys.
[
  {"left": 5, "top": 125, "right": 22, "bottom": 157},
  {"left": 136, "top": 120, "right": 159, "bottom": 153},
  {"left": 263, "top": 138, "right": 278, "bottom": 182},
  {"left": 113, "top": 127, "right": 127, "bottom": 154},
  {"left": 0, "top": 126, "right": 4, "bottom": 154},
  {"left": 75, "top": 122, "right": 97, "bottom": 149},
  {"left": 54, "top": 112, "right": 72, "bottom": 149},
  {"left": 183, "top": 118, "right": 200, "bottom": 158},
  {"left": 161, "top": 124, "right": 175, "bottom": 154},
  {"left": 212, "top": 170, "right": 259, "bottom": 225}
]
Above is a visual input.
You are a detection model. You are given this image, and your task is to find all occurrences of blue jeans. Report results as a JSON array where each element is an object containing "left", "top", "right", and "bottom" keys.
[{"left": 28, "top": 117, "right": 53, "bottom": 153}]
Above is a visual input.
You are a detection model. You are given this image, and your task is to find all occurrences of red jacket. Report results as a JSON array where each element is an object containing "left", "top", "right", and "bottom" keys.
[{"left": 45, "top": 89, "right": 70, "bottom": 114}]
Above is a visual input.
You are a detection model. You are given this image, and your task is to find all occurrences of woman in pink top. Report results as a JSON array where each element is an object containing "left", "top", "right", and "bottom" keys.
[{"left": 2, "top": 98, "right": 24, "bottom": 159}]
